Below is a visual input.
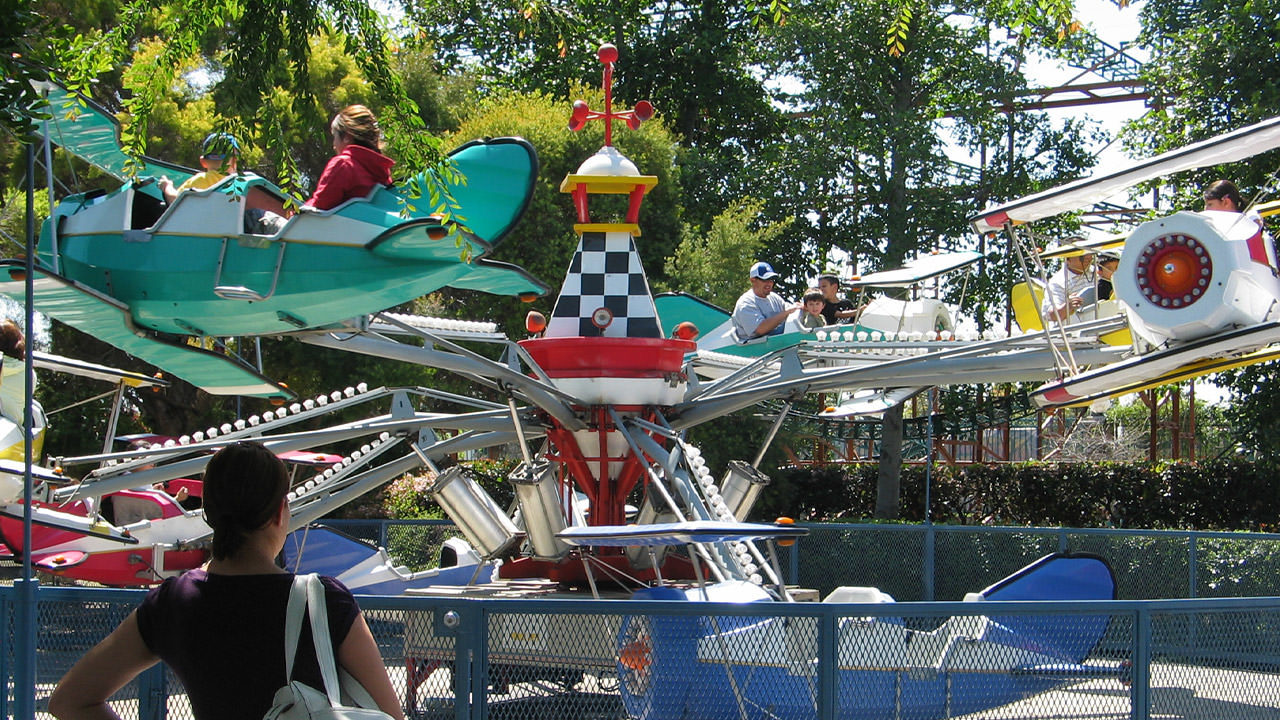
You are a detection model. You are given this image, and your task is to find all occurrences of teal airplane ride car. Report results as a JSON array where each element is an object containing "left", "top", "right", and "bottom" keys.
[{"left": 3, "top": 85, "right": 547, "bottom": 399}]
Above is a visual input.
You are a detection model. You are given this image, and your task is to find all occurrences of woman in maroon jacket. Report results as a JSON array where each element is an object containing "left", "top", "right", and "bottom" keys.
[{"left": 305, "top": 104, "right": 395, "bottom": 211}]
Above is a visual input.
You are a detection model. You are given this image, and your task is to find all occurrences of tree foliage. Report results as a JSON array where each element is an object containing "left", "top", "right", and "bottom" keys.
[
  {"left": 431, "top": 86, "right": 684, "bottom": 337},
  {"left": 660, "top": 198, "right": 790, "bottom": 309}
]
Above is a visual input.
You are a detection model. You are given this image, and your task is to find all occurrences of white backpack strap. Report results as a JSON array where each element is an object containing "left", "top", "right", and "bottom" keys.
[
  {"left": 283, "top": 574, "right": 310, "bottom": 681},
  {"left": 304, "top": 573, "right": 343, "bottom": 706}
]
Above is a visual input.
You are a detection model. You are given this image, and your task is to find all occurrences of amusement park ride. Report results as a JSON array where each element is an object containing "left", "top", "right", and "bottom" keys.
[{"left": 2, "top": 43, "right": 1280, "bottom": 719}]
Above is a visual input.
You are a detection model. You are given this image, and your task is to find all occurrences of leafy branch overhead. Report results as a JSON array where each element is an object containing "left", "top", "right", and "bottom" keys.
[
  {"left": 32, "top": 0, "right": 452, "bottom": 209},
  {"left": 883, "top": 0, "right": 1078, "bottom": 57}
]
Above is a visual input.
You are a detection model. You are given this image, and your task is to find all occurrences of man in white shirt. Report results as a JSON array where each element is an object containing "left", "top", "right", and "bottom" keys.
[
  {"left": 732, "top": 262, "right": 799, "bottom": 341},
  {"left": 1042, "top": 252, "right": 1095, "bottom": 324}
]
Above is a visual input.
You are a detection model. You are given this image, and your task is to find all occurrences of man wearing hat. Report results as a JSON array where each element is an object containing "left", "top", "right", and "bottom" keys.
[
  {"left": 158, "top": 132, "right": 242, "bottom": 203},
  {"left": 1041, "top": 244, "right": 1095, "bottom": 324},
  {"left": 732, "top": 261, "right": 799, "bottom": 342}
]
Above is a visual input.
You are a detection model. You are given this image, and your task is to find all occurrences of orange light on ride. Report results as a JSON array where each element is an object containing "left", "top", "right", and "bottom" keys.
[
  {"left": 776, "top": 516, "right": 797, "bottom": 547},
  {"left": 672, "top": 321, "right": 698, "bottom": 340},
  {"left": 426, "top": 215, "right": 449, "bottom": 241},
  {"left": 618, "top": 639, "right": 652, "bottom": 671},
  {"left": 1154, "top": 250, "right": 1197, "bottom": 295},
  {"left": 526, "top": 310, "right": 547, "bottom": 334},
  {"left": 1135, "top": 234, "right": 1211, "bottom": 309}
]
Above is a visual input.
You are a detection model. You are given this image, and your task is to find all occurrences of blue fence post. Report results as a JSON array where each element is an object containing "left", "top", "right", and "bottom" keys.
[
  {"left": 1, "top": 586, "right": 9, "bottom": 720},
  {"left": 13, "top": 577, "right": 38, "bottom": 720},
  {"left": 922, "top": 525, "right": 935, "bottom": 602},
  {"left": 436, "top": 602, "right": 486, "bottom": 720},
  {"left": 1131, "top": 606, "right": 1151, "bottom": 720},
  {"left": 790, "top": 537, "right": 799, "bottom": 586},
  {"left": 1187, "top": 533, "right": 1198, "bottom": 599},
  {"left": 136, "top": 664, "right": 168, "bottom": 720},
  {"left": 818, "top": 606, "right": 837, "bottom": 718}
]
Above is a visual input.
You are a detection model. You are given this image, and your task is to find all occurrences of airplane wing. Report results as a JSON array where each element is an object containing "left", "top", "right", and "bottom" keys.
[
  {"left": 558, "top": 520, "right": 808, "bottom": 547},
  {"left": 819, "top": 387, "right": 925, "bottom": 418},
  {"left": 668, "top": 321, "right": 1130, "bottom": 428},
  {"left": 32, "top": 351, "right": 169, "bottom": 388},
  {"left": 1033, "top": 322, "right": 1280, "bottom": 407},
  {"left": 0, "top": 503, "right": 138, "bottom": 545},
  {"left": 970, "top": 114, "right": 1280, "bottom": 233},
  {"left": 847, "top": 250, "right": 984, "bottom": 289},
  {"left": 0, "top": 263, "right": 293, "bottom": 399},
  {"left": 1040, "top": 343, "right": 1280, "bottom": 408},
  {"left": 1038, "top": 234, "right": 1127, "bottom": 260},
  {"left": 438, "top": 258, "right": 550, "bottom": 298},
  {"left": 653, "top": 291, "right": 732, "bottom": 338},
  {"left": 34, "top": 82, "right": 194, "bottom": 191}
]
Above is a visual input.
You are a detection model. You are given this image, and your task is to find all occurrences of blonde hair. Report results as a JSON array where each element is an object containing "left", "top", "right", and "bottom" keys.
[{"left": 331, "top": 105, "right": 382, "bottom": 150}]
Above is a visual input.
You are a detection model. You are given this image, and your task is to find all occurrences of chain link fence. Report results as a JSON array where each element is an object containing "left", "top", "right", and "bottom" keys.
[{"left": 7, "top": 522, "right": 1280, "bottom": 719}]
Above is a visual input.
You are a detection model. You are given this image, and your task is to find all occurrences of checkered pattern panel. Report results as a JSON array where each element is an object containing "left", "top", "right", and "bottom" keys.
[{"left": 546, "top": 231, "right": 662, "bottom": 338}]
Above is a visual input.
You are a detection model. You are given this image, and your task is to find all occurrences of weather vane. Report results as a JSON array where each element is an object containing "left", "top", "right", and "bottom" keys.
[{"left": 568, "top": 44, "right": 654, "bottom": 146}]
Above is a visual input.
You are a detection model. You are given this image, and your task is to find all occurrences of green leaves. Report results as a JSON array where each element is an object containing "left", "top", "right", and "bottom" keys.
[{"left": 885, "top": 3, "right": 912, "bottom": 57}]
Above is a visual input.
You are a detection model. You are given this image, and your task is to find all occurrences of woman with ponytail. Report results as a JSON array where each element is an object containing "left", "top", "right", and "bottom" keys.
[
  {"left": 304, "top": 104, "right": 395, "bottom": 211},
  {"left": 50, "top": 442, "right": 403, "bottom": 720}
]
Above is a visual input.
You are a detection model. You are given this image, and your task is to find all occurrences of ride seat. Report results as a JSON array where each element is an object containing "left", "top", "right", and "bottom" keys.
[{"left": 1011, "top": 280, "right": 1046, "bottom": 332}]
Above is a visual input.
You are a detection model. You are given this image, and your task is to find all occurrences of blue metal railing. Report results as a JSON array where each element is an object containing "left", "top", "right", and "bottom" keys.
[
  {"left": 8, "top": 522, "right": 1280, "bottom": 719},
  {"left": 7, "top": 586, "right": 1280, "bottom": 720}
]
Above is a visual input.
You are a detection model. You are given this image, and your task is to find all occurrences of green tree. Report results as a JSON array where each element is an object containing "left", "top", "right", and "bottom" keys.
[
  {"left": 758, "top": 0, "right": 1102, "bottom": 517},
  {"left": 661, "top": 198, "right": 790, "bottom": 309},
  {"left": 2, "top": 5, "right": 478, "bottom": 453},
  {"left": 430, "top": 87, "right": 685, "bottom": 338},
  {"left": 403, "top": 0, "right": 788, "bottom": 234}
]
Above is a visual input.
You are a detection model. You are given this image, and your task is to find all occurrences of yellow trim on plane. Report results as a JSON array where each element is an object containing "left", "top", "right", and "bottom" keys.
[
  {"left": 573, "top": 223, "right": 641, "bottom": 236},
  {"left": 1257, "top": 200, "right": 1280, "bottom": 218},
  {"left": 1057, "top": 344, "right": 1280, "bottom": 408},
  {"left": 1039, "top": 234, "right": 1127, "bottom": 260},
  {"left": 1011, "top": 282, "right": 1044, "bottom": 332},
  {"left": 0, "top": 431, "right": 45, "bottom": 463}
]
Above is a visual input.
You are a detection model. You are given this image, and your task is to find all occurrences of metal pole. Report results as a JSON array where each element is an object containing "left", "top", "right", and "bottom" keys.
[
  {"left": 1132, "top": 607, "right": 1151, "bottom": 720},
  {"left": 15, "top": 133, "right": 40, "bottom": 720},
  {"left": 101, "top": 383, "right": 127, "bottom": 456},
  {"left": 41, "top": 95, "right": 59, "bottom": 275},
  {"left": 752, "top": 401, "right": 792, "bottom": 468}
]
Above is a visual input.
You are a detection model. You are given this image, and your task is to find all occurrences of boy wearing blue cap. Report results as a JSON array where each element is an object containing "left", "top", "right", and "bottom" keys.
[
  {"left": 158, "top": 132, "right": 241, "bottom": 203},
  {"left": 732, "top": 261, "right": 799, "bottom": 342}
]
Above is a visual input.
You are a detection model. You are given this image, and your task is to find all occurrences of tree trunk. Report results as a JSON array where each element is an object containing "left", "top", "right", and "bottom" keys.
[{"left": 875, "top": 402, "right": 904, "bottom": 519}]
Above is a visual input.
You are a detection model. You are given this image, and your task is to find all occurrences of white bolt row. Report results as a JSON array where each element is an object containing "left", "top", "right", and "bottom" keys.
[
  {"left": 679, "top": 442, "right": 737, "bottom": 523},
  {"left": 287, "top": 432, "right": 391, "bottom": 502},
  {"left": 382, "top": 312, "right": 497, "bottom": 334},
  {"left": 166, "top": 383, "right": 370, "bottom": 446},
  {"left": 814, "top": 329, "right": 1012, "bottom": 343}
]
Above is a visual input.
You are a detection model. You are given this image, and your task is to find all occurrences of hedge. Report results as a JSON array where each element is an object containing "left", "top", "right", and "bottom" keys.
[{"left": 758, "top": 459, "right": 1280, "bottom": 531}]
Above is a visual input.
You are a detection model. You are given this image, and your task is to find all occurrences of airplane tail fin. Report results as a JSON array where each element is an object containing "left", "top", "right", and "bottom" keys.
[
  {"left": 391, "top": 137, "right": 538, "bottom": 247},
  {"left": 653, "top": 292, "right": 732, "bottom": 338},
  {"left": 976, "top": 552, "right": 1116, "bottom": 662}
]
